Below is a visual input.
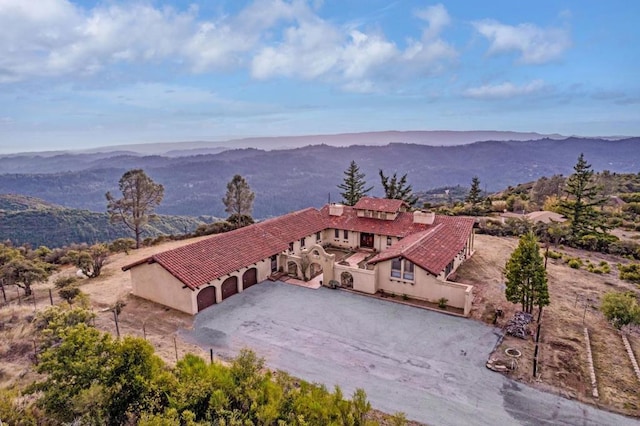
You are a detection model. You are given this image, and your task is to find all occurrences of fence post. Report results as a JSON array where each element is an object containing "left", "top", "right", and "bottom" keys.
[
  {"left": 210, "top": 349, "right": 213, "bottom": 364},
  {"left": 0, "top": 279, "right": 6, "bottom": 303},
  {"left": 174, "top": 336, "right": 178, "bottom": 362},
  {"left": 17, "top": 287, "right": 21, "bottom": 305},
  {"left": 113, "top": 310, "right": 120, "bottom": 339},
  {"left": 49, "top": 289, "right": 53, "bottom": 305},
  {"left": 142, "top": 323, "right": 146, "bottom": 340}
]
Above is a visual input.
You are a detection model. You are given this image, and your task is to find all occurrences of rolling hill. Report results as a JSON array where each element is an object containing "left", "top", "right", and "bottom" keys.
[
  {"left": 0, "top": 137, "right": 638, "bottom": 219},
  {"left": 0, "top": 194, "right": 211, "bottom": 248}
]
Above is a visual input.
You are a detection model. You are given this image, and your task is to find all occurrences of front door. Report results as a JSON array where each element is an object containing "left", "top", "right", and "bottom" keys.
[
  {"left": 270, "top": 255, "right": 278, "bottom": 273},
  {"left": 360, "top": 232, "right": 374, "bottom": 248}
]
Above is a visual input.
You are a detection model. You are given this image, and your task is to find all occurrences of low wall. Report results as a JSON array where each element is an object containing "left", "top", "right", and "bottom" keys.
[{"left": 333, "top": 264, "right": 376, "bottom": 294}]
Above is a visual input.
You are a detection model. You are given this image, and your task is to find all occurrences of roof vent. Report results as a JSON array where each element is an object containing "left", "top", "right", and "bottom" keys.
[
  {"left": 413, "top": 210, "right": 435, "bottom": 225},
  {"left": 329, "top": 203, "right": 344, "bottom": 216}
]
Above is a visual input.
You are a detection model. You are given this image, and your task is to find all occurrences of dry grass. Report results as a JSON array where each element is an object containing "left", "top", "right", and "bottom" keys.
[{"left": 455, "top": 234, "right": 640, "bottom": 417}]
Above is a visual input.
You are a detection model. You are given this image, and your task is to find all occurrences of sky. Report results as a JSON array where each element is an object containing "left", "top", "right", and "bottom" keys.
[{"left": 0, "top": 0, "right": 639, "bottom": 153}]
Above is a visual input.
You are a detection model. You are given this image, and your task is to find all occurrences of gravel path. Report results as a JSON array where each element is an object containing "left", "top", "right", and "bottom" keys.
[{"left": 185, "top": 281, "right": 637, "bottom": 426}]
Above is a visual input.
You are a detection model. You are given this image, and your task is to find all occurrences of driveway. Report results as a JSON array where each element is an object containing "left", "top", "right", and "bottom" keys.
[{"left": 185, "top": 281, "right": 636, "bottom": 426}]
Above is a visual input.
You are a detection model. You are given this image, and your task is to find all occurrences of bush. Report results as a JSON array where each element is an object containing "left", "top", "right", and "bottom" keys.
[
  {"left": 438, "top": 297, "right": 448, "bottom": 309},
  {"left": 547, "top": 250, "right": 562, "bottom": 260},
  {"left": 601, "top": 291, "right": 640, "bottom": 328},
  {"left": 567, "top": 258, "right": 582, "bottom": 269},
  {"left": 59, "top": 286, "right": 81, "bottom": 304},
  {"left": 619, "top": 263, "right": 640, "bottom": 283},
  {"left": 54, "top": 276, "right": 78, "bottom": 289}
]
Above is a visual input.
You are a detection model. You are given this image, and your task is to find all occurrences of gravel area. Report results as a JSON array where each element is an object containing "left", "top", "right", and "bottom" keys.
[{"left": 184, "top": 281, "right": 637, "bottom": 426}]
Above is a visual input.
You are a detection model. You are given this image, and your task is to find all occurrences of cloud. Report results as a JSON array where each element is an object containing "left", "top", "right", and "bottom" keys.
[
  {"left": 251, "top": 3, "right": 457, "bottom": 91},
  {"left": 463, "top": 80, "right": 546, "bottom": 99},
  {"left": 0, "top": 0, "right": 458, "bottom": 92},
  {"left": 473, "top": 20, "right": 571, "bottom": 64}
]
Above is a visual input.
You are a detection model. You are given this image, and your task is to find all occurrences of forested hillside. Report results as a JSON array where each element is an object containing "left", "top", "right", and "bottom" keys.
[
  {"left": 0, "top": 195, "right": 209, "bottom": 248},
  {"left": 0, "top": 137, "right": 638, "bottom": 218}
]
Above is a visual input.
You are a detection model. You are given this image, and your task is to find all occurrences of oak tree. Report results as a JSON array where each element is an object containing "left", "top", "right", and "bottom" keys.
[
  {"left": 338, "top": 160, "right": 372, "bottom": 206},
  {"left": 106, "top": 169, "right": 164, "bottom": 249}
]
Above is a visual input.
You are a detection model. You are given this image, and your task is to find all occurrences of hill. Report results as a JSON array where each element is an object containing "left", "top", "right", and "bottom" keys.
[
  {"left": 0, "top": 137, "right": 638, "bottom": 218},
  {"left": 0, "top": 194, "right": 210, "bottom": 248}
]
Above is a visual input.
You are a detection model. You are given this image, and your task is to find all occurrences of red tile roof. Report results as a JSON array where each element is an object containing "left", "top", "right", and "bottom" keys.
[
  {"left": 123, "top": 201, "right": 474, "bottom": 289},
  {"left": 353, "top": 197, "right": 406, "bottom": 213},
  {"left": 123, "top": 208, "right": 326, "bottom": 290},
  {"left": 320, "top": 205, "right": 427, "bottom": 237},
  {"left": 369, "top": 216, "right": 475, "bottom": 275}
]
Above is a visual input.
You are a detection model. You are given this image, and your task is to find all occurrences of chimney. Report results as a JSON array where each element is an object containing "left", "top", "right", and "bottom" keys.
[
  {"left": 329, "top": 203, "right": 344, "bottom": 216},
  {"left": 413, "top": 210, "right": 435, "bottom": 225}
]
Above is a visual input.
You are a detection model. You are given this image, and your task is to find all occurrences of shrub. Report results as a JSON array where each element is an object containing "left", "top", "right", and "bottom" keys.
[
  {"left": 619, "top": 263, "right": 640, "bottom": 284},
  {"left": 601, "top": 291, "right": 640, "bottom": 328},
  {"left": 547, "top": 250, "right": 562, "bottom": 260},
  {"left": 402, "top": 294, "right": 409, "bottom": 301},
  {"left": 59, "top": 286, "right": 81, "bottom": 304},
  {"left": 438, "top": 297, "right": 448, "bottom": 309},
  {"left": 54, "top": 276, "right": 78, "bottom": 289},
  {"left": 567, "top": 258, "right": 582, "bottom": 269}
]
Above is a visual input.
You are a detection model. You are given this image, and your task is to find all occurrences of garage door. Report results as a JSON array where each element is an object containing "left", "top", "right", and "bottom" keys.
[
  {"left": 197, "top": 286, "right": 216, "bottom": 312},
  {"left": 221, "top": 276, "right": 239, "bottom": 300},
  {"left": 243, "top": 267, "right": 258, "bottom": 290}
]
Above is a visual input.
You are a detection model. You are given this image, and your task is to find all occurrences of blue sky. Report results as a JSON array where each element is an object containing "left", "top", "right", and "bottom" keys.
[{"left": 0, "top": 0, "right": 639, "bottom": 153}]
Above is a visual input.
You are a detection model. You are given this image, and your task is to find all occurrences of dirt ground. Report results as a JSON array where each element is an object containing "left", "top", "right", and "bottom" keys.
[{"left": 454, "top": 233, "right": 640, "bottom": 418}]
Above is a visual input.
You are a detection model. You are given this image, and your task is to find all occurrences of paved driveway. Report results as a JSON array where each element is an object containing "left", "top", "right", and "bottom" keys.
[{"left": 185, "top": 281, "right": 636, "bottom": 426}]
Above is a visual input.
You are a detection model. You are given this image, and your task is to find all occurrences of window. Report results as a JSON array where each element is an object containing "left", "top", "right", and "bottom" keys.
[
  {"left": 334, "top": 229, "right": 340, "bottom": 239},
  {"left": 343, "top": 230, "right": 349, "bottom": 239},
  {"left": 403, "top": 261, "right": 414, "bottom": 281},
  {"left": 380, "top": 212, "right": 387, "bottom": 220},
  {"left": 386, "top": 236, "right": 392, "bottom": 246},
  {"left": 391, "top": 258, "right": 402, "bottom": 278},
  {"left": 316, "top": 231, "right": 321, "bottom": 241},
  {"left": 390, "top": 258, "right": 414, "bottom": 281},
  {"left": 300, "top": 237, "right": 306, "bottom": 248},
  {"left": 445, "top": 260, "right": 454, "bottom": 277},
  {"left": 288, "top": 242, "right": 294, "bottom": 252}
]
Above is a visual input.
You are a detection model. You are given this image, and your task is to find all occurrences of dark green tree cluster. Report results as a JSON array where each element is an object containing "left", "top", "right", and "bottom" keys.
[
  {"left": 504, "top": 232, "right": 549, "bottom": 314},
  {"left": 23, "top": 306, "right": 395, "bottom": 425},
  {"left": 379, "top": 170, "right": 418, "bottom": 206}
]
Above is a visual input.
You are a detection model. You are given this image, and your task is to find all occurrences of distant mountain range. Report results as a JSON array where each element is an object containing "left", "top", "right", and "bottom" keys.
[
  {"left": 0, "top": 135, "right": 638, "bottom": 221},
  {"left": 0, "top": 194, "right": 211, "bottom": 248}
]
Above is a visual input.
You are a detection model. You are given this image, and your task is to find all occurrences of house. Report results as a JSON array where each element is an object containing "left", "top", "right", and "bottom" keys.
[
  {"left": 123, "top": 197, "right": 476, "bottom": 316},
  {"left": 500, "top": 210, "right": 566, "bottom": 225}
]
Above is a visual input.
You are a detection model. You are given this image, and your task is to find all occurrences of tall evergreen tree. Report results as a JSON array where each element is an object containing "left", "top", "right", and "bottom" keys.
[
  {"left": 379, "top": 170, "right": 418, "bottom": 206},
  {"left": 222, "top": 175, "right": 255, "bottom": 228},
  {"left": 106, "top": 169, "right": 164, "bottom": 249},
  {"left": 505, "top": 232, "right": 549, "bottom": 314},
  {"left": 465, "top": 176, "right": 483, "bottom": 214},
  {"left": 337, "top": 161, "right": 372, "bottom": 206},
  {"left": 557, "top": 153, "right": 608, "bottom": 240}
]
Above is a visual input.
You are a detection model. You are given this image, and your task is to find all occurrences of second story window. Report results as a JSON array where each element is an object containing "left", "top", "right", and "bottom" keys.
[
  {"left": 300, "top": 237, "right": 306, "bottom": 248},
  {"left": 344, "top": 230, "right": 349, "bottom": 239}
]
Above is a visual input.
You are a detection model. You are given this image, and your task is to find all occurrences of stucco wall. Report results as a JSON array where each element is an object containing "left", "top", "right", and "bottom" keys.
[
  {"left": 376, "top": 260, "right": 472, "bottom": 313},
  {"left": 203, "top": 258, "right": 272, "bottom": 303},
  {"left": 130, "top": 262, "right": 196, "bottom": 314},
  {"left": 334, "top": 263, "right": 376, "bottom": 294}
]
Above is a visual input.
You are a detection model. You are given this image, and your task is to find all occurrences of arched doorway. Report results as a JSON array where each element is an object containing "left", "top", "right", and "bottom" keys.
[
  {"left": 197, "top": 286, "right": 216, "bottom": 312},
  {"left": 221, "top": 276, "right": 239, "bottom": 300},
  {"left": 287, "top": 261, "right": 298, "bottom": 277},
  {"left": 243, "top": 267, "right": 258, "bottom": 290},
  {"left": 310, "top": 262, "right": 322, "bottom": 278},
  {"left": 341, "top": 271, "right": 354, "bottom": 288}
]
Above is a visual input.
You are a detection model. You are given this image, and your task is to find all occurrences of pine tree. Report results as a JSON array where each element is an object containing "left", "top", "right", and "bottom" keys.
[
  {"left": 222, "top": 175, "right": 255, "bottom": 227},
  {"left": 465, "top": 176, "right": 483, "bottom": 214},
  {"left": 106, "top": 169, "right": 164, "bottom": 249},
  {"left": 504, "top": 232, "right": 549, "bottom": 314},
  {"left": 557, "top": 153, "right": 608, "bottom": 241},
  {"left": 337, "top": 161, "right": 372, "bottom": 206},
  {"left": 379, "top": 170, "right": 418, "bottom": 206}
]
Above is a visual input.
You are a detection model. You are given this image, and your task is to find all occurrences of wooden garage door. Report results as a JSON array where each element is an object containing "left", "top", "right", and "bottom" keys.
[
  {"left": 243, "top": 267, "right": 258, "bottom": 290},
  {"left": 197, "top": 286, "right": 216, "bottom": 312},
  {"left": 221, "top": 276, "right": 239, "bottom": 300}
]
